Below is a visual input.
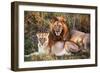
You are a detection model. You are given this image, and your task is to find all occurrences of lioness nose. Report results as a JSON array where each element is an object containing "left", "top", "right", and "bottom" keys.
[{"left": 40, "top": 38, "right": 45, "bottom": 45}]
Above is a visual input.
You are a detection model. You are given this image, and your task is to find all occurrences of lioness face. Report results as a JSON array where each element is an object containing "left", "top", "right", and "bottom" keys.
[
  {"left": 36, "top": 33, "right": 49, "bottom": 46},
  {"left": 53, "top": 21, "right": 63, "bottom": 36}
]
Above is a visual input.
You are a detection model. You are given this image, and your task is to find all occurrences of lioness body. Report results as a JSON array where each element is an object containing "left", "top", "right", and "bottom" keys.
[{"left": 70, "top": 30, "right": 90, "bottom": 49}]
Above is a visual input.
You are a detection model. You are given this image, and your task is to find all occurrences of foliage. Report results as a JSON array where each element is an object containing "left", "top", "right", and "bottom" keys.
[{"left": 24, "top": 36, "right": 34, "bottom": 55}]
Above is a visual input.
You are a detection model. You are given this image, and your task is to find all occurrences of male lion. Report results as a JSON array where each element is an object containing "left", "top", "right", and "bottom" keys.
[{"left": 48, "top": 16, "right": 70, "bottom": 55}]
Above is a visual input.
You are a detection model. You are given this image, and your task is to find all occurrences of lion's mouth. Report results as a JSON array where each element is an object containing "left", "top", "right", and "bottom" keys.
[{"left": 55, "top": 31, "right": 62, "bottom": 36}]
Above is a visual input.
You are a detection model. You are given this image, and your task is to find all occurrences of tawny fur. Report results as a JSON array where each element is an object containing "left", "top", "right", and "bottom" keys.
[
  {"left": 36, "top": 32, "right": 50, "bottom": 54},
  {"left": 70, "top": 30, "right": 90, "bottom": 50},
  {"left": 48, "top": 16, "right": 70, "bottom": 49}
]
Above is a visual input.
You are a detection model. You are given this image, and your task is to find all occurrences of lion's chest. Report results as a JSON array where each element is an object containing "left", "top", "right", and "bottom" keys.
[{"left": 51, "top": 41, "right": 66, "bottom": 56}]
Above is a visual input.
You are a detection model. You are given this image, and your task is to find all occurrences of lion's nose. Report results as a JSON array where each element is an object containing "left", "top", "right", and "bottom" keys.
[{"left": 56, "top": 30, "right": 60, "bottom": 33}]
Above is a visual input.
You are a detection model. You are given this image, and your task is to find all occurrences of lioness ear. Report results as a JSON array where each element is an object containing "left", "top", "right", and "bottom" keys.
[
  {"left": 36, "top": 33, "right": 39, "bottom": 38},
  {"left": 44, "top": 33, "right": 49, "bottom": 37},
  {"left": 46, "top": 33, "right": 49, "bottom": 36}
]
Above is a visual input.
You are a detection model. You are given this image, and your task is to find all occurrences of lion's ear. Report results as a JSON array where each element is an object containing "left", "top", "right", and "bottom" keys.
[
  {"left": 50, "top": 17, "right": 58, "bottom": 23},
  {"left": 58, "top": 16, "right": 66, "bottom": 22}
]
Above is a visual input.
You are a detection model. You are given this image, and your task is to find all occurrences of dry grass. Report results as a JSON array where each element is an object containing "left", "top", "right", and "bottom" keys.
[{"left": 24, "top": 48, "right": 90, "bottom": 61}]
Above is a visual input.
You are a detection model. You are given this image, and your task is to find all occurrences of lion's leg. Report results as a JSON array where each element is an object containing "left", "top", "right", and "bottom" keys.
[
  {"left": 64, "top": 43, "right": 72, "bottom": 55},
  {"left": 64, "top": 41, "right": 80, "bottom": 54}
]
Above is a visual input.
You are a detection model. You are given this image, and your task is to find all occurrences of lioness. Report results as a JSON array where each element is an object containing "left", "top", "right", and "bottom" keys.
[
  {"left": 36, "top": 32, "right": 50, "bottom": 54},
  {"left": 70, "top": 30, "right": 90, "bottom": 50}
]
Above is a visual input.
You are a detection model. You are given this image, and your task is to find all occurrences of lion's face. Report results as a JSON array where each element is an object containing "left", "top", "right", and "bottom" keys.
[
  {"left": 51, "top": 16, "right": 66, "bottom": 36},
  {"left": 53, "top": 21, "right": 63, "bottom": 36},
  {"left": 48, "top": 16, "right": 69, "bottom": 48}
]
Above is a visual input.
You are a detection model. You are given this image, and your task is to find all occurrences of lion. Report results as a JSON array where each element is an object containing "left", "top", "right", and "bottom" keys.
[
  {"left": 48, "top": 16, "right": 70, "bottom": 48},
  {"left": 48, "top": 16, "right": 71, "bottom": 56},
  {"left": 70, "top": 30, "right": 90, "bottom": 50}
]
